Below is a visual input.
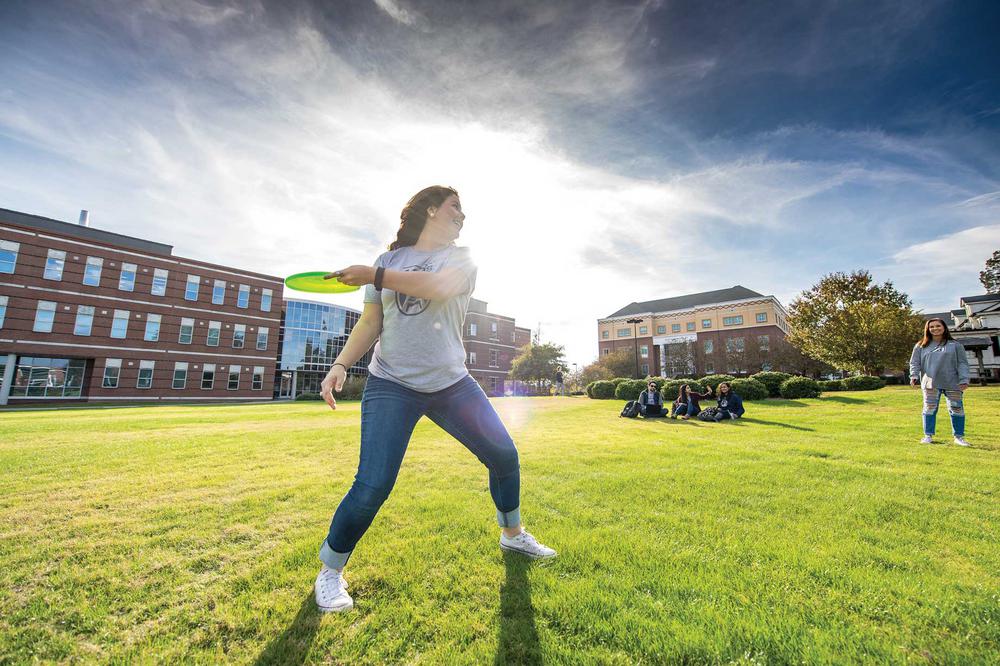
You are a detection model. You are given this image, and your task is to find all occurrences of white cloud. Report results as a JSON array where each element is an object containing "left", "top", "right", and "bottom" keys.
[{"left": 372, "top": 0, "right": 422, "bottom": 26}]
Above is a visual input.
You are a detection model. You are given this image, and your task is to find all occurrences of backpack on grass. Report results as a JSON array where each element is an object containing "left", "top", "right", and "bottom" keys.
[
  {"left": 620, "top": 401, "right": 640, "bottom": 418},
  {"left": 698, "top": 406, "right": 719, "bottom": 421}
]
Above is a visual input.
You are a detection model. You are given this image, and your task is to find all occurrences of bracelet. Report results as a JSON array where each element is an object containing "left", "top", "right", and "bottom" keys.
[
  {"left": 374, "top": 266, "right": 385, "bottom": 292},
  {"left": 333, "top": 362, "right": 348, "bottom": 371}
]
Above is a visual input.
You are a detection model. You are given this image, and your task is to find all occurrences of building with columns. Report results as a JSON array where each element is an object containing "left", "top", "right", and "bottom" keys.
[{"left": 597, "top": 286, "right": 790, "bottom": 377}]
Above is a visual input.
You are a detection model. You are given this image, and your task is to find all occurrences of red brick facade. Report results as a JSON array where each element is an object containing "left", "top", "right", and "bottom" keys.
[{"left": 463, "top": 298, "right": 530, "bottom": 396}]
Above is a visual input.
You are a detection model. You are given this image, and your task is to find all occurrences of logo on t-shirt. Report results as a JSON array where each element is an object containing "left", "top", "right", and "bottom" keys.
[{"left": 395, "top": 256, "right": 437, "bottom": 316}]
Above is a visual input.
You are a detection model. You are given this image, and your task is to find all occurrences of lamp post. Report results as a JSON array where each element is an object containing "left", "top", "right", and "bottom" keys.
[{"left": 626, "top": 317, "right": 643, "bottom": 378}]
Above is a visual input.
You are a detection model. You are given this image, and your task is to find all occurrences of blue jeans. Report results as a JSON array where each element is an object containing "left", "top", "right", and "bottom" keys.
[
  {"left": 922, "top": 387, "right": 965, "bottom": 436},
  {"left": 672, "top": 400, "right": 699, "bottom": 417},
  {"left": 320, "top": 375, "right": 521, "bottom": 569}
]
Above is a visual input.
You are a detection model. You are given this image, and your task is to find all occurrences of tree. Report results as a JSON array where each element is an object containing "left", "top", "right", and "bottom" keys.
[
  {"left": 509, "top": 342, "right": 566, "bottom": 393},
  {"left": 981, "top": 250, "right": 1000, "bottom": 293},
  {"left": 787, "top": 270, "right": 925, "bottom": 375},
  {"left": 579, "top": 361, "right": 614, "bottom": 387},
  {"left": 596, "top": 348, "right": 636, "bottom": 378}
]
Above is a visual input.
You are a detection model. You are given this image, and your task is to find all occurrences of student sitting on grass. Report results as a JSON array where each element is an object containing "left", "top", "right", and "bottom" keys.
[
  {"left": 637, "top": 381, "right": 664, "bottom": 417},
  {"left": 670, "top": 384, "right": 712, "bottom": 420},
  {"left": 712, "top": 382, "right": 745, "bottom": 421}
]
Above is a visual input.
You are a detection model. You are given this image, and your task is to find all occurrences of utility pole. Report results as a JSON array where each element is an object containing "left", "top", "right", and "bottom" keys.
[{"left": 626, "top": 317, "right": 643, "bottom": 378}]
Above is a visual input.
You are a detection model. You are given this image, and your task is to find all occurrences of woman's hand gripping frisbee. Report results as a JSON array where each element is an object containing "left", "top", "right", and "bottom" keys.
[{"left": 284, "top": 268, "right": 367, "bottom": 294}]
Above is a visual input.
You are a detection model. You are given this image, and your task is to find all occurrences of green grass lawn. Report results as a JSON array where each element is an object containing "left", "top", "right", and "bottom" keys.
[{"left": 2, "top": 386, "right": 999, "bottom": 664}]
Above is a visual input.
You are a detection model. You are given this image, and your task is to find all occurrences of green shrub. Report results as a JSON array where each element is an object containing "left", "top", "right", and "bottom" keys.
[
  {"left": 780, "top": 376, "right": 821, "bottom": 399},
  {"left": 295, "top": 392, "right": 322, "bottom": 401},
  {"left": 615, "top": 379, "right": 649, "bottom": 401},
  {"left": 661, "top": 379, "right": 708, "bottom": 402},
  {"left": 610, "top": 378, "right": 629, "bottom": 387},
  {"left": 729, "top": 378, "right": 769, "bottom": 401},
  {"left": 585, "top": 382, "right": 596, "bottom": 399},
  {"left": 842, "top": 375, "right": 886, "bottom": 391},
  {"left": 750, "top": 371, "right": 792, "bottom": 398},
  {"left": 819, "top": 379, "right": 845, "bottom": 392},
  {"left": 644, "top": 376, "right": 666, "bottom": 391},
  {"left": 699, "top": 374, "right": 736, "bottom": 392},
  {"left": 590, "top": 380, "right": 617, "bottom": 399}
]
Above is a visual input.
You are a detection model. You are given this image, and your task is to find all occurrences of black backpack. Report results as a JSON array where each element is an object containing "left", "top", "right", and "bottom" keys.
[{"left": 620, "top": 400, "right": 640, "bottom": 418}]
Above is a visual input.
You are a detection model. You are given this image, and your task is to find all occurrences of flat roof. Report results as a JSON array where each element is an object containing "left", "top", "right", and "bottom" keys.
[{"left": 0, "top": 207, "right": 174, "bottom": 256}]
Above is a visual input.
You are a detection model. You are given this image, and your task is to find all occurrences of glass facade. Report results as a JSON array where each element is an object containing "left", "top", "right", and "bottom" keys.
[
  {"left": 11, "top": 357, "right": 87, "bottom": 398},
  {"left": 277, "top": 299, "right": 369, "bottom": 398}
]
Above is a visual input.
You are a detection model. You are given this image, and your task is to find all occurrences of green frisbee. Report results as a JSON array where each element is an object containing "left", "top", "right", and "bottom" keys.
[{"left": 284, "top": 271, "right": 361, "bottom": 294}]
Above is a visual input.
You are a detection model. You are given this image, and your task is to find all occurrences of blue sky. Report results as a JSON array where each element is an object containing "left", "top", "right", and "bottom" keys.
[{"left": 1, "top": 0, "right": 998, "bottom": 366}]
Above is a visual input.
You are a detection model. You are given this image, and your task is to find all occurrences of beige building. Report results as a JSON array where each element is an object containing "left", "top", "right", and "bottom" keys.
[{"left": 598, "top": 286, "right": 790, "bottom": 377}]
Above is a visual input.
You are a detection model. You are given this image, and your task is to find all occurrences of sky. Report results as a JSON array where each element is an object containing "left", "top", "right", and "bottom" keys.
[{"left": 1, "top": 0, "right": 999, "bottom": 367}]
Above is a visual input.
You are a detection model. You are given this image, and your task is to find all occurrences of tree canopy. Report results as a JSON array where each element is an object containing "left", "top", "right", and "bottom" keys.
[
  {"left": 509, "top": 342, "right": 566, "bottom": 390},
  {"left": 981, "top": 250, "right": 1000, "bottom": 293}
]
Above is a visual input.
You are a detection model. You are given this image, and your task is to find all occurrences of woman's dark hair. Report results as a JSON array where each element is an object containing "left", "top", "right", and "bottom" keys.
[
  {"left": 389, "top": 185, "right": 459, "bottom": 250},
  {"left": 676, "top": 384, "right": 689, "bottom": 401},
  {"left": 919, "top": 318, "right": 954, "bottom": 348}
]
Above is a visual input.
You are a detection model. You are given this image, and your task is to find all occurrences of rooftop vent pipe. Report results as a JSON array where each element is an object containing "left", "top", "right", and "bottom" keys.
[{"left": 78, "top": 210, "right": 89, "bottom": 227}]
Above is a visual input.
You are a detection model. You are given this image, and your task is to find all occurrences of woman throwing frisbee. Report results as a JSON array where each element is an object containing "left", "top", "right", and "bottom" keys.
[
  {"left": 313, "top": 186, "right": 556, "bottom": 613},
  {"left": 909, "top": 318, "right": 971, "bottom": 446}
]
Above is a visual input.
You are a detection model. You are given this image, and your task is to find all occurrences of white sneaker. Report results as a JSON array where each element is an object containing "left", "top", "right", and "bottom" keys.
[
  {"left": 314, "top": 565, "right": 353, "bottom": 612},
  {"left": 920, "top": 435, "right": 933, "bottom": 444},
  {"left": 953, "top": 436, "right": 970, "bottom": 447},
  {"left": 499, "top": 530, "right": 557, "bottom": 559}
]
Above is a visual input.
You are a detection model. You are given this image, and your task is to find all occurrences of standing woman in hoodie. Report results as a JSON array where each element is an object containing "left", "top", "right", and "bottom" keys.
[
  {"left": 909, "top": 318, "right": 971, "bottom": 446},
  {"left": 312, "top": 186, "right": 556, "bottom": 613}
]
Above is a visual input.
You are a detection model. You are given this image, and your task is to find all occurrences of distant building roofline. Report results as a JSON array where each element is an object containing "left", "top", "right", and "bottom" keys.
[{"left": 0, "top": 207, "right": 174, "bottom": 256}]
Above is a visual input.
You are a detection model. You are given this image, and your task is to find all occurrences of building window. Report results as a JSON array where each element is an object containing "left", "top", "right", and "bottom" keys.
[
  {"left": 10, "top": 357, "right": 86, "bottom": 398},
  {"left": 102, "top": 359, "right": 121, "bottom": 388},
  {"left": 185, "top": 275, "right": 200, "bottom": 301},
  {"left": 756, "top": 312, "right": 767, "bottom": 323},
  {"left": 602, "top": 348, "right": 609, "bottom": 356},
  {"left": 640, "top": 345, "right": 649, "bottom": 358},
  {"left": 151, "top": 268, "right": 168, "bottom": 296},
  {"left": 201, "top": 363, "right": 216, "bottom": 390},
  {"left": 686, "top": 322, "right": 695, "bottom": 331},
  {"left": 672, "top": 324, "right": 681, "bottom": 333},
  {"left": 468, "top": 351, "right": 477, "bottom": 365},
  {"left": 657, "top": 325, "right": 666, "bottom": 334},
  {"left": 119, "top": 263, "right": 137, "bottom": 292},
  {"left": 602, "top": 330, "right": 609, "bottom": 339},
  {"left": 705, "top": 362, "right": 714, "bottom": 374},
  {"left": 33, "top": 301, "right": 57, "bottom": 333},
  {"left": 702, "top": 319, "right": 712, "bottom": 329},
  {"left": 639, "top": 326, "right": 648, "bottom": 335},
  {"left": 256, "top": 327, "right": 269, "bottom": 350},
  {"left": 136, "top": 360, "right": 155, "bottom": 389},
  {"left": 252, "top": 366, "right": 264, "bottom": 391},
  {"left": 0, "top": 295, "right": 7, "bottom": 328},
  {"left": 74, "top": 305, "right": 95, "bottom": 336},
  {"left": 469, "top": 323, "right": 478, "bottom": 336},
  {"left": 489, "top": 349, "right": 499, "bottom": 368},
  {"left": 489, "top": 376, "right": 499, "bottom": 393},
  {"left": 617, "top": 328, "right": 630, "bottom": 337},
  {"left": 227, "top": 365, "right": 241, "bottom": 390},
  {"left": 144, "top": 314, "right": 161, "bottom": 342},
  {"left": 42, "top": 249, "right": 66, "bottom": 281},
  {"left": 511, "top": 331, "right": 516, "bottom": 343},
  {"left": 83, "top": 257, "right": 103, "bottom": 286},
  {"left": 723, "top": 315, "right": 744, "bottom": 326},
  {"left": 726, "top": 337, "right": 745, "bottom": 353},
  {"left": 110, "top": 310, "right": 130, "bottom": 339},
  {"left": 261, "top": 288, "right": 272, "bottom": 312},
  {"left": 212, "top": 279, "right": 226, "bottom": 305},
  {"left": 491, "top": 321, "right": 498, "bottom": 338},
  {"left": 207, "top": 321, "right": 221, "bottom": 346},
  {"left": 704, "top": 340, "right": 714, "bottom": 354},
  {"left": 0, "top": 240, "right": 19, "bottom": 273},
  {"left": 232, "top": 324, "right": 246, "bottom": 348},
  {"left": 179, "top": 317, "right": 194, "bottom": 344},
  {"left": 172, "top": 362, "right": 188, "bottom": 389},
  {"left": 237, "top": 284, "right": 250, "bottom": 308},
  {"left": 641, "top": 363, "right": 649, "bottom": 375},
  {"left": 758, "top": 335, "right": 770, "bottom": 351}
]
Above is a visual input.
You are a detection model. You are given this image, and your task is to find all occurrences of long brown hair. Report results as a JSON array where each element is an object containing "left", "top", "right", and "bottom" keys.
[
  {"left": 676, "top": 384, "right": 689, "bottom": 402},
  {"left": 389, "top": 185, "right": 458, "bottom": 250},
  {"left": 919, "top": 318, "right": 954, "bottom": 348}
]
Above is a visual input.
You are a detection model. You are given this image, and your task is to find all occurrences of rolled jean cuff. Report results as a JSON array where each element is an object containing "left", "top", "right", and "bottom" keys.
[
  {"left": 319, "top": 539, "right": 352, "bottom": 570},
  {"left": 496, "top": 506, "right": 521, "bottom": 528}
]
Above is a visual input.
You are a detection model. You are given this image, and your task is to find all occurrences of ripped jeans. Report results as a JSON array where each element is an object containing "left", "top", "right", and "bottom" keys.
[{"left": 922, "top": 387, "right": 965, "bottom": 437}]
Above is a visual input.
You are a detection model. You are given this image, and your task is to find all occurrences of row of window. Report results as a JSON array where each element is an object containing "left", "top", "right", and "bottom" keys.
[
  {"left": 0, "top": 241, "right": 273, "bottom": 311},
  {"left": 606, "top": 335, "right": 771, "bottom": 359},
  {"left": 467, "top": 349, "right": 501, "bottom": 368},
  {"left": 604, "top": 312, "right": 770, "bottom": 339},
  {"left": 23, "top": 300, "right": 269, "bottom": 349},
  {"left": 101, "top": 359, "right": 268, "bottom": 391},
  {"left": 467, "top": 321, "right": 515, "bottom": 342}
]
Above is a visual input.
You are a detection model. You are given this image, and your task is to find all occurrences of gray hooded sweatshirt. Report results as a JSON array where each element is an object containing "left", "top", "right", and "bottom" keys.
[{"left": 908, "top": 340, "right": 970, "bottom": 390}]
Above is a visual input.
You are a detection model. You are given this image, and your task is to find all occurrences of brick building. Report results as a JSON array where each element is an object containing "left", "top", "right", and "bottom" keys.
[
  {"left": 0, "top": 208, "right": 283, "bottom": 404},
  {"left": 463, "top": 298, "right": 531, "bottom": 395},
  {"left": 597, "top": 286, "right": 790, "bottom": 377}
]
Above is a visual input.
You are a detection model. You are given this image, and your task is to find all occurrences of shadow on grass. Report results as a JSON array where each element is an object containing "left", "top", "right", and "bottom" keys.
[
  {"left": 736, "top": 417, "right": 815, "bottom": 432},
  {"left": 820, "top": 395, "right": 870, "bottom": 404},
  {"left": 494, "top": 551, "right": 542, "bottom": 666},
  {"left": 254, "top": 592, "right": 322, "bottom": 666}
]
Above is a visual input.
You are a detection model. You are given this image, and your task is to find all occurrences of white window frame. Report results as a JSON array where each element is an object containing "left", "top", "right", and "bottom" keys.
[
  {"left": 201, "top": 363, "right": 216, "bottom": 390},
  {"left": 110, "top": 309, "right": 130, "bottom": 339},
  {"left": 206, "top": 321, "right": 221, "bottom": 347},
  {"left": 43, "top": 249, "right": 66, "bottom": 281},
  {"left": 469, "top": 323, "right": 478, "bottom": 336},
  {"left": 185, "top": 275, "right": 200, "bottom": 301},
  {"left": 212, "top": 279, "right": 226, "bottom": 305},
  {"left": 83, "top": 256, "right": 104, "bottom": 286},
  {"left": 251, "top": 366, "right": 265, "bottom": 391},
  {"left": 136, "top": 360, "right": 155, "bottom": 389},
  {"left": 232, "top": 324, "right": 246, "bottom": 349},
  {"left": 227, "top": 365, "right": 241, "bottom": 390},
  {"left": 172, "top": 362, "right": 188, "bottom": 390},
  {"left": 74, "top": 305, "right": 95, "bottom": 336},
  {"left": 237, "top": 284, "right": 250, "bottom": 308},
  {"left": 261, "top": 288, "right": 272, "bottom": 312},
  {"left": 0, "top": 240, "right": 19, "bottom": 274},
  {"left": 640, "top": 345, "right": 649, "bottom": 358},
  {"left": 33, "top": 300, "right": 57, "bottom": 333},
  {"left": 144, "top": 313, "right": 161, "bottom": 342},
  {"left": 118, "top": 263, "right": 137, "bottom": 292},
  {"left": 103, "top": 358, "right": 122, "bottom": 388},
  {"left": 469, "top": 351, "right": 477, "bottom": 365},
  {"left": 489, "top": 349, "right": 499, "bottom": 368},
  {"left": 0, "top": 295, "right": 7, "bottom": 328},
  {"left": 151, "top": 268, "right": 169, "bottom": 296},
  {"left": 256, "top": 326, "right": 269, "bottom": 351},
  {"left": 179, "top": 317, "right": 194, "bottom": 344}
]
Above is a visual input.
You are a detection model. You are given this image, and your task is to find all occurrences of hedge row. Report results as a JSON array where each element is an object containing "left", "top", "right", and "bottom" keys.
[{"left": 587, "top": 374, "right": 887, "bottom": 401}]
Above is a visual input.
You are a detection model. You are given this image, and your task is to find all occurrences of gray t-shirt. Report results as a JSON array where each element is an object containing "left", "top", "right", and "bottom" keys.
[{"left": 364, "top": 244, "right": 477, "bottom": 392}]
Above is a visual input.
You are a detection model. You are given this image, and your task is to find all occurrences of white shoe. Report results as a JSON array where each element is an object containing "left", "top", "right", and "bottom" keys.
[
  {"left": 920, "top": 435, "right": 933, "bottom": 444},
  {"left": 314, "top": 565, "right": 353, "bottom": 612},
  {"left": 953, "top": 436, "right": 970, "bottom": 447},
  {"left": 499, "top": 530, "right": 557, "bottom": 559}
]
